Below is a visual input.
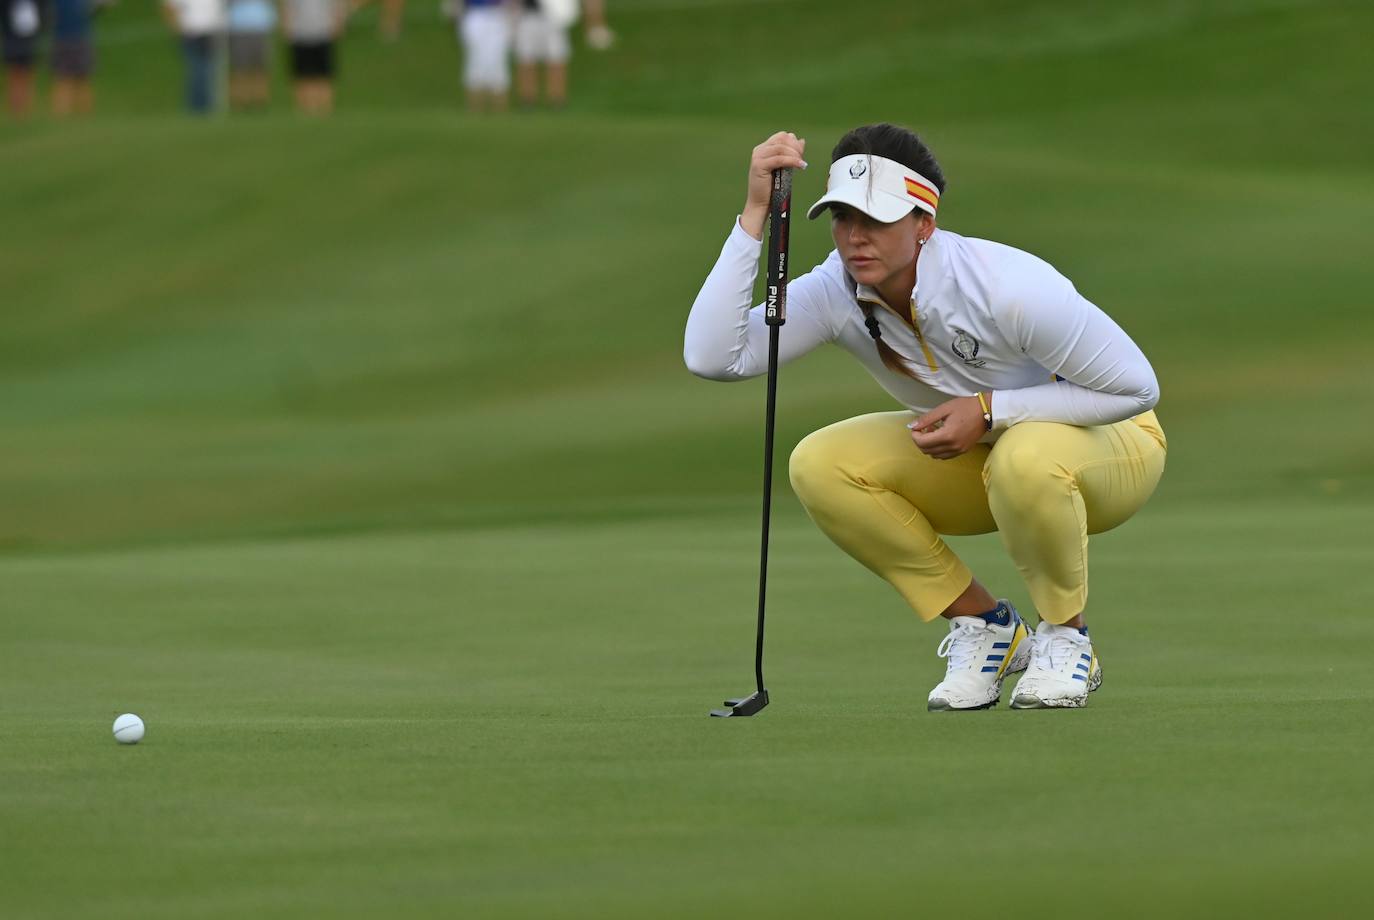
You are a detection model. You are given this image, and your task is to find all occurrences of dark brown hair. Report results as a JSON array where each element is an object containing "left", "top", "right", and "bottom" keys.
[{"left": 832, "top": 123, "right": 946, "bottom": 193}]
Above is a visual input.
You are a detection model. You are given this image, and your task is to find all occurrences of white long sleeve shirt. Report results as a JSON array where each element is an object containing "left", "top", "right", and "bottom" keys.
[
  {"left": 684, "top": 219, "right": 1159, "bottom": 434},
  {"left": 166, "top": 0, "right": 226, "bottom": 34}
]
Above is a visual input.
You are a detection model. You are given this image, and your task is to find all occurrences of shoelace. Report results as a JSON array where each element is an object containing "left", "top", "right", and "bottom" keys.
[
  {"left": 936, "top": 620, "right": 988, "bottom": 671},
  {"left": 1030, "top": 629, "right": 1086, "bottom": 673}
]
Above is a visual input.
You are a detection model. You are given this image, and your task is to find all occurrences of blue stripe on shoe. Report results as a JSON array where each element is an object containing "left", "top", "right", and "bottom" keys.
[
  {"left": 986, "top": 654, "right": 1005, "bottom": 662},
  {"left": 1076, "top": 663, "right": 1089, "bottom": 672},
  {"left": 1081, "top": 653, "right": 1092, "bottom": 661},
  {"left": 980, "top": 666, "right": 999, "bottom": 673},
  {"left": 992, "top": 642, "right": 1011, "bottom": 649},
  {"left": 1071, "top": 674, "right": 1087, "bottom": 681}
]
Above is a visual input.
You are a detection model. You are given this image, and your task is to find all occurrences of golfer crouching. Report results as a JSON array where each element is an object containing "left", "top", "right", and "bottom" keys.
[{"left": 684, "top": 125, "right": 1166, "bottom": 710}]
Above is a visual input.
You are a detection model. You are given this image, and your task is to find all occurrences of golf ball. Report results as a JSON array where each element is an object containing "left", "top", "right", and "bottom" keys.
[{"left": 112, "top": 713, "right": 145, "bottom": 745}]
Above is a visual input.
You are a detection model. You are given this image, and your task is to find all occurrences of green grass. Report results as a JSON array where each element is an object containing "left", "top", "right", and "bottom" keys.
[
  {"left": 7, "top": 502, "right": 1374, "bottom": 918},
  {"left": 3, "top": 1, "right": 1374, "bottom": 916}
]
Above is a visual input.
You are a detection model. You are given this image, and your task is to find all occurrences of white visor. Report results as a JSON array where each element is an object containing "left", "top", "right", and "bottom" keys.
[{"left": 806, "top": 154, "right": 941, "bottom": 222}]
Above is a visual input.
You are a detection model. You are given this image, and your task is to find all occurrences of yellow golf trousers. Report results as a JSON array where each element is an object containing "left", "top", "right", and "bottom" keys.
[{"left": 788, "top": 411, "right": 1166, "bottom": 624}]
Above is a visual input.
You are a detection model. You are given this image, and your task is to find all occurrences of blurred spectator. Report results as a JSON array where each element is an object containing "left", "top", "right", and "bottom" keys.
[
  {"left": 50, "top": 0, "right": 96, "bottom": 116},
  {"left": 351, "top": 0, "right": 401, "bottom": 42},
  {"left": 2, "top": 0, "right": 41, "bottom": 118},
  {"left": 227, "top": 0, "right": 275, "bottom": 110},
  {"left": 283, "top": 0, "right": 346, "bottom": 115},
  {"left": 379, "top": 0, "right": 401, "bottom": 41},
  {"left": 163, "top": 0, "right": 224, "bottom": 115},
  {"left": 582, "top": 0, "right": 613, "bottom": 51},
  {"left": 458, "top": 0, "right": 511, "bottom": 114},
  {"left": 514, "top": 0, "right": 568, "bottom": 108}
]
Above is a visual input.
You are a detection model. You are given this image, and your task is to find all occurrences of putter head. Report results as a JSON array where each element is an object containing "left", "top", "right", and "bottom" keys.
[{"left": 709, "top": 689, "right": 769, "bottom": 718}]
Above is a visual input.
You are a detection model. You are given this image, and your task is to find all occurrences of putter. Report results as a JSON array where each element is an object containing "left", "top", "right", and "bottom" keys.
[{"left": 711, "top": 167, "right": 792, "bottom": 719}]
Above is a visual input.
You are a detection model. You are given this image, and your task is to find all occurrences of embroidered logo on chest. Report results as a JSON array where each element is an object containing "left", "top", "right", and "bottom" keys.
[{"left": 950, "top": 327, "right": 988, "bottom": 368}]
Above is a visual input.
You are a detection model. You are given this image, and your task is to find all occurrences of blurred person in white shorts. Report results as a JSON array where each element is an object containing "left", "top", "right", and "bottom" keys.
[
  {"left": 515, "top": 0, "right": 570, "bottom": 107},
  {"left": 459, "top": 0, "right": 512, "bottom": 113}
]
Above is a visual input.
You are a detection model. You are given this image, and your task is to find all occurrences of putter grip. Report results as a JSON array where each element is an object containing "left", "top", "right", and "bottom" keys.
[{"left": 765, "top": 169, "right": 792, "bottom": 326}]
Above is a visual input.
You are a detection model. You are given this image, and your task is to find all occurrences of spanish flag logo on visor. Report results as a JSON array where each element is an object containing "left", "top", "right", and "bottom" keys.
[{"left": 903, "top": 176, "right": 940, "bottom": 212}]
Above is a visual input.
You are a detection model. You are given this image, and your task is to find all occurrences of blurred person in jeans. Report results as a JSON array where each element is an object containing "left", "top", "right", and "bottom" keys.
[
  {"left": 458, "top": 0, "right": 511, "bottom": 114},
  {"left": 514, "top": 0, "right": 568, "bottom": 108},
  {"left": 163, "top": 0, "right": 224, "bottom": 114},
  {"left": 2, "top": 0, "right": 41, "bottom": 118},
  {"left": 50, "top": 0, "right": 103, "bottom": 117},
  {"left": 228, "top": 0, "right": 275, "bottom": 111},
  {"left": 283, "top": 0, "right": 347, "bottom": 115}
]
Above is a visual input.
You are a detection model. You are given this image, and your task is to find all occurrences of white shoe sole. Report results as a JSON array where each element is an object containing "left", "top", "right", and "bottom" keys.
[
  {"left": 1010, "top": 665, "right": 1103, "bottom": 710},
  {"left": 928, "top": 687, "right": 1002, "bottom": 711}
]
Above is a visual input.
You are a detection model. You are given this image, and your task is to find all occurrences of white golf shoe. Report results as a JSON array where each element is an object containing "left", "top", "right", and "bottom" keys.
[
  {"left": 1010, "top": 622, "right": 1103, "bottom": 709},
  {"left": 927, "top": 602, "right": 1033, "bottom": 711}
]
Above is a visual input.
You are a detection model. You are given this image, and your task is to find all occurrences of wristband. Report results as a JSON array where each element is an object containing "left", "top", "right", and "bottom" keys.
[{"left": 975, "top": 392, "right": 993, "bottom": 430}]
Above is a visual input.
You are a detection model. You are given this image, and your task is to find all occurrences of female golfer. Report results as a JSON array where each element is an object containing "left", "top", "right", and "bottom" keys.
[{"left": 685, "top": 125, "right": 1166, "bottom": 710}]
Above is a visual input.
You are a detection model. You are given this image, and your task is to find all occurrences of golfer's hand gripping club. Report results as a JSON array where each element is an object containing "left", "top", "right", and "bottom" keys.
[{"left": 740, "top": 131, "right": 806, "bottom": 240}]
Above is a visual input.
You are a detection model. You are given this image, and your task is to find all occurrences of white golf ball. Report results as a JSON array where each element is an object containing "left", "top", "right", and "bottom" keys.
[{"left": 112, "top": 713, "right": 145, "bottom": 744}]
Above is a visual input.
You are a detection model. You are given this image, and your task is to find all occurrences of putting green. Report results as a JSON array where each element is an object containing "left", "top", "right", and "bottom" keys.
[{"left": 5, "top": 500, "right": 1373, "bottom": 918}]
